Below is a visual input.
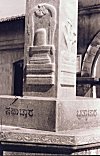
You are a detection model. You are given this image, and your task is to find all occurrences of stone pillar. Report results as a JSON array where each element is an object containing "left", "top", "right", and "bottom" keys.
[{"left": 24, "top": 0, "right": 78, "bottom": 99}]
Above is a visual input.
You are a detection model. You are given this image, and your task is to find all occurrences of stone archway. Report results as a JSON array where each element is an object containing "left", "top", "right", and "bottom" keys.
[
  {"left": 81, "top": 32, "right": 100, "bottom": 98},
  {"left": 93, "top": 51, "right": 100, "bottom": 98},
  {"left": 81, "top": 31, "right": 100, "bottom": 77}
]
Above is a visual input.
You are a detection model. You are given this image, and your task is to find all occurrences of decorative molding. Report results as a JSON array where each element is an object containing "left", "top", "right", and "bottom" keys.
[
  {"left": 1, "top": 128, "right": 100, "bottom": 147},
  {"left": 0, "top": 131, "right": 75, "bottom": 145}
]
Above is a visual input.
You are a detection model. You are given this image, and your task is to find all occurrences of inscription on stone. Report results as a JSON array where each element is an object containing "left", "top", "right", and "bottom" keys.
[
  {"left": 5, "top": 107, "right": 33, "bottom": 118},
  {"left": 76, "top": 109, "right": 97, "bottom": 121}
]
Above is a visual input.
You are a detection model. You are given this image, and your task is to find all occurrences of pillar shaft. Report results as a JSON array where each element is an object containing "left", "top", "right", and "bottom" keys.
[{"left": 24, "top": 0, "right": 78, "bottom": 99}]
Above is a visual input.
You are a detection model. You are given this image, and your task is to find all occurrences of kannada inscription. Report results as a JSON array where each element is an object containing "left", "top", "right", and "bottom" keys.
[
  {"left": 5, "top": 107, "right": 33, "bottom": 118},
  {"left": 76, "top": 109, "right": 97, "bottom": 121}
]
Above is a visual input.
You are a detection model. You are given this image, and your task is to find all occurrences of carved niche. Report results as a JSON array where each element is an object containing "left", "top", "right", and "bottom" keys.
[
  {"left": 26, "top": 3, "right": 57, "bottom": 85},
  {"left": 33, "top": 3, "right": 56, "bottom": 46},
  {"left": 28, "top": 3, "right": 57, "bottom": 64}
]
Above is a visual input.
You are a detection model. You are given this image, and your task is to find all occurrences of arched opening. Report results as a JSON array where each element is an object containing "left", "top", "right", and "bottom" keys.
[
  {"left": 93, "top": 51, "right": 100, "bottom": 98},
  {"left": 81, "top": 32, "right": 100, "bottom": 77},
  {"left": 77, "top": 32, "right": 100, "bottom": 98},
  {"left": 13, "top": 59, "right": 23, "bottom": 96}
]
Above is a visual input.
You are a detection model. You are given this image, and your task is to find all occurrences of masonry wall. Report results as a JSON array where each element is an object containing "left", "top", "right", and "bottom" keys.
[{"left": 0, "top": 19, "right": 25, "bottom": 95}]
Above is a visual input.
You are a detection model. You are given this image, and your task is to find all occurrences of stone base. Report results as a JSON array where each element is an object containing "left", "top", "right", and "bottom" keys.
[
  {"left": 1, "top": 125, "right": 100, "bottom": 155},
  {"left": 0, "top": 95, "right": 100, "bottom": 155},
  {"left": 0, "top": 96, "right": 56, "bottom": 131},
  {"left": 0, "top": 95, "right": 100, "bottom": 131}
]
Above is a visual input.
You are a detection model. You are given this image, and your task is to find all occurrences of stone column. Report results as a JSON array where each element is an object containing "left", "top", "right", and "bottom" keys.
[{"left": 24, "top": 0, "right": 78, "bottom": 99}]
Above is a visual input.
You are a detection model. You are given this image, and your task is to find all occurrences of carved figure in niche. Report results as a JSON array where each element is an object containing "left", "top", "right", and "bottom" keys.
[
  {"left": 61, "top": 18, "right": 76, "bottom": 64},
  {"left": 25, "top": 3, "right": 56, "bottom": 86},
  {"left": 63, "top": 19, "right": 76, "bottom": 53},
  {"left": 33, "top": 3, "right": 57, "bottom": 46},
  {"left": 29, "top": 3, "right": 57, "bottom": 65}
]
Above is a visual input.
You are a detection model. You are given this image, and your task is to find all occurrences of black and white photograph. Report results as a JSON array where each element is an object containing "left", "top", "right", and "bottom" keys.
[{"left": 0, "top": 0, "right": 100, "bottom": 155}]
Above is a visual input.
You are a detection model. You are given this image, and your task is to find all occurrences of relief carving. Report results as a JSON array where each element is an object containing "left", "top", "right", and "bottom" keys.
[
  {"left": 26, "top": 3, "right": 57, "bottom": 85},
  {"left": 62, "top": 19, "right": 76, "bottom": 64},
  {"left": 60, "top": 19, "right": 76, "bottom": 85},
  {"left": 33, "top": 3, "right": 56, "bottom": 45},
  {"left": 2, "top": 132, "right": 75, "bottom": 145}
]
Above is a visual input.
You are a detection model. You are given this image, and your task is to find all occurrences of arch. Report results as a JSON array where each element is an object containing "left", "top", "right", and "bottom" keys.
[
  {"left": 81, "top": 31, "right": 100, "bottom": 77},
  {"left": 93, "top": 51, "right": 100, "bottom": 98}
]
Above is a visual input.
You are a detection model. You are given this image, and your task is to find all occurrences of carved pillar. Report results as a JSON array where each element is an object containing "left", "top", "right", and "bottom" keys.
[{"left": 24, "top": 0, "right": 78, "bottom": 98}]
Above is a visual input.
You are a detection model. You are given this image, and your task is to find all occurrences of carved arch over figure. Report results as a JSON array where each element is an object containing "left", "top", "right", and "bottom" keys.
[
  {"left": 33, "top": 3, "right": 57, "bottom": 45},
  {"left": 81, "top": 32, "right": 100, "bottom": 77}
]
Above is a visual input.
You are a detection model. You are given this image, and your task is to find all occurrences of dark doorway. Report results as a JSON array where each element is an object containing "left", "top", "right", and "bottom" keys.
[{"left": 13, "top": 60, "right": 23, "bottom": 96}]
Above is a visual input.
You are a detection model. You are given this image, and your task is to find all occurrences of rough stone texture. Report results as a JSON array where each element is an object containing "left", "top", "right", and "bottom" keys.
[{"left": 24, "top": 0, "right": 78, "bottom": 98}]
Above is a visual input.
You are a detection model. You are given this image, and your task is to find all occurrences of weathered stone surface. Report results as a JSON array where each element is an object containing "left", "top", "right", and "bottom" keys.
[
  {"left": 1, "top": 96, "right": 100, "bottom": 132},
  {"left": 54, "top": 85, "right": 100, "bottom": 129},
  {"left": 57, "top": 98, "right": 100, "bottom": 131},
  {"left": 0, "top": 96, "right": 56, "bottom": 131}
]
